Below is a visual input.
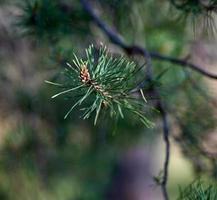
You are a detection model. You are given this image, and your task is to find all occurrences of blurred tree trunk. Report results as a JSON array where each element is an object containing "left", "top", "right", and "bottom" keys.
[{"left": 106, "top": 147, "right": 162, "bottom": 200}]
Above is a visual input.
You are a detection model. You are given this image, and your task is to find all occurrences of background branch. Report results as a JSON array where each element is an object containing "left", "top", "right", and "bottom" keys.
[
  {"left": 150, "top": 52, "right": 217, "bottom": 79},
  {"left": 80, "top": 0, "right": 217, "bottom": 80}
]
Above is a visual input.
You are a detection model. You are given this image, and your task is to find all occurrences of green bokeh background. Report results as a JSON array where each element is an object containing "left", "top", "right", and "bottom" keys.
[{"left": 0, "top": 0, "right": 216, "bottom": 199}]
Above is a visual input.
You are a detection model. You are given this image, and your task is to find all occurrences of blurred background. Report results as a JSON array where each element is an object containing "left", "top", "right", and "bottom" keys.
[{"left": 0, "top": 0, "right": 217, "bottom": 199}]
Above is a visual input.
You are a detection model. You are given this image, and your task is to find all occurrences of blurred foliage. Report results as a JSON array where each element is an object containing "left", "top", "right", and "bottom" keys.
[
  {"left": 170, "top": 0, "right": 217, "bottom": 16},
  {"left": 0, "top": 0, "right": 216, "bottom": 199},
  {"left": 17, "top": 0, "right": 91, "bottom": 39},
  {"left": 178, "top": 180, "right": 217, "bottom": 200},
  {"left": 169, "top": 0, "right": 217, "bottom": 35}
]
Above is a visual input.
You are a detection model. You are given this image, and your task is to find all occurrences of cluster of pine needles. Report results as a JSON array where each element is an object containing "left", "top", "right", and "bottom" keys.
[{"left": 46, "top": 45, "right": 153, "bottom": 127}]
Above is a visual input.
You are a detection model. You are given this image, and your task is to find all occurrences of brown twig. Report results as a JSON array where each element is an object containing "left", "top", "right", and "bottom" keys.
[{"left": 150, "top": 52, "right": 217, "bottom": 79}]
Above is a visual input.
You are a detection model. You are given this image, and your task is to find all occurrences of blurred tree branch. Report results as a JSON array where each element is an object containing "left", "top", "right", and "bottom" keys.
[
  {"left": 79, "top": 0, "right": 217, "bottom": 80},
  {"left": 150, "top": 52, "right": 217, "bottom": 79}
]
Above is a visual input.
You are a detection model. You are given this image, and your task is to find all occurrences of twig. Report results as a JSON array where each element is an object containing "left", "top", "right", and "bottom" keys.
[
  {"left": 145, "top": 51, "right": 170, "bottom": 200},
  {"left": 145, "top": 53, "right": 170, "bottom": 200},
  {"left": 150, "top": 52, "right": 217, "bottom": 79},
  {"left": 80, "top": 1, "right": 170, "bottom": 199},
  {"left": 158, "top": 102, "right": 170, "bottom": 200},
  {"left": 80, "top": 0, "right": 127, "bottom": 49}
]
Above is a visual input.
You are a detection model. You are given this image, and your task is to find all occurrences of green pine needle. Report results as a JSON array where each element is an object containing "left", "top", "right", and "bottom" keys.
[{"left": 46, "top": 44, "right": 154, "bottom": 127}]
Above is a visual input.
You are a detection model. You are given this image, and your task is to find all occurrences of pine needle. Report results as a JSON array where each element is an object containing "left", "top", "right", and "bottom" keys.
[
  {"left": 45, "top": 80, "right": 63, "bottom": 86},
  {"left": 140, "top": 89, "right": 147, "bottom": 103},
  {"left": 51, "top": 84, "right": 85, "bottom": 98}
]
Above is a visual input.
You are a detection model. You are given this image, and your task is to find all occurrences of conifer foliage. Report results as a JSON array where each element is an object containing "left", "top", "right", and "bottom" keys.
[
  {"left": 46, "top": 45, "right": 153, "bottom": 127},
  {"left": 178, "top": 181, "right": 217, "bottom": 200}
]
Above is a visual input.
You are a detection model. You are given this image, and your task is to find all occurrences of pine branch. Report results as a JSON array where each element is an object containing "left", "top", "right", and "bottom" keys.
[{"left": 46, "top": 45, "right": 153, "bottom": 127}]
